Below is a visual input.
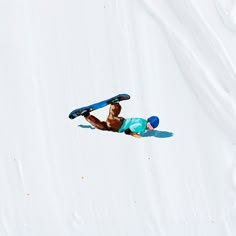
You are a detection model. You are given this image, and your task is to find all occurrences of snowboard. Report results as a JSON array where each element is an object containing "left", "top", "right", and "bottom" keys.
[{"left": 69, "top": 94, "right": 130, "bottom": 119}]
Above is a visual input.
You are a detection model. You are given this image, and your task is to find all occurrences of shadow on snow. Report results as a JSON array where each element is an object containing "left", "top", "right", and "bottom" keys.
[
  {"left": 78, "top": 125, "right": 173, "bottom": 138},
  {"left": 78, "top": 124, "right": 95, "bottom": 130},
  {"left": 141, "top": 130, "right": 173, "bottom": 138}
]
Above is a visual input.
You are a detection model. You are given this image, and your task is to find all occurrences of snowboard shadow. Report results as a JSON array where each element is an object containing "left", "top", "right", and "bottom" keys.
[
  {"left": 78, "top": 124, "right": 95, "bottom": 130},
  {"left": 78, "top": 125, "right": 173, "bottom": 138},
  {"left": 141, "top": 130, "right": 173, "bottom": 138}
]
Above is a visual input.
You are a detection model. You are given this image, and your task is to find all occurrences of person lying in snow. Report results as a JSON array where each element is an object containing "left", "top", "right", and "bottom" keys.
[{"left": 83, "top": 103, "right": 159, "bottom": 138}]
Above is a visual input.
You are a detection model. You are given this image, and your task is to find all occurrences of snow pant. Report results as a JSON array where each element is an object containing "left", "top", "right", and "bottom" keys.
[{"left": 85, "top": 103, "right": 124, "bottom": 132}]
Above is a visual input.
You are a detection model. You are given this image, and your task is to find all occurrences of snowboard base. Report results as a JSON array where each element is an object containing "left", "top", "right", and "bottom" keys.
[{"left": 69, "top": 94, "right": 130, "bottom": 119}]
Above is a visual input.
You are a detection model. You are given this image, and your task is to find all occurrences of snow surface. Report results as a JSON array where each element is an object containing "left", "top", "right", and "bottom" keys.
[{"left": 1, "top": 0, "right": 236, "bottom": 235}]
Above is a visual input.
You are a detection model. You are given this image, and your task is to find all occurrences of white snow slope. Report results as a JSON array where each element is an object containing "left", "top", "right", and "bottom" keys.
[{"left": 1, "top": 0, "right": 236, "bottom": 235}]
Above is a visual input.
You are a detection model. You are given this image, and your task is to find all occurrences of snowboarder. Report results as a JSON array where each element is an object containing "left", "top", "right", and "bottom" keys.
[{"left": 83, "top": 103, "right": 159, "bottom": 138}]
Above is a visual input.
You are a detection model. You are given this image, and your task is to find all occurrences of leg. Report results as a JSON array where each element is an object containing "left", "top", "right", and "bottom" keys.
[
  {"left": 107, "top": 103, "right": 122, "bottom": 119},
  {"left": 106, "top": 103, "right": 124, "bottom": 132},
  {"left": 85, "top": 115, "right": 108, "bottom": 131}
]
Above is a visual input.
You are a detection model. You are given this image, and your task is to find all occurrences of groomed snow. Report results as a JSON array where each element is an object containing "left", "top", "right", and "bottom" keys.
[{"left": 1, "top": 0, "right": 236, "bottom": 235}]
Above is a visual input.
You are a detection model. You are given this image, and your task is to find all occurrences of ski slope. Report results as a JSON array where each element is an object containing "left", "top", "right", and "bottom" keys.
[{"left": 1, "top": 0, "right": 236, "bottom": 235}]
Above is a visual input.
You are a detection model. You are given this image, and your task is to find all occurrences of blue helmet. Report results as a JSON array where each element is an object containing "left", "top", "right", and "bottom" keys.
[{"left": 147, "top": 116, "right": 159, "bottom": 128}]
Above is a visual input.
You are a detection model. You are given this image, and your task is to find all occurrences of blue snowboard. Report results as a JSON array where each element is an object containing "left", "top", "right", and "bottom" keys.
[{"left": 69, "top": 94, "right": 130, "bottom": 119}]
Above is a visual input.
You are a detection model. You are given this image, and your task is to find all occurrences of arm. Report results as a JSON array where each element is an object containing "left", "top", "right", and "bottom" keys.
[
  {"left": 131, "top": 133, "right": 141, "bottom": 138},
  {"left": 124, "top": 129, "right": 141, "bottom": 138}
]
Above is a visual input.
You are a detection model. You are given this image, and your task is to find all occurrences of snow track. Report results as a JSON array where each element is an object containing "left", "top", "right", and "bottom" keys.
[{"left": 1, "top": 0, "right": 236, "bottom": 235}]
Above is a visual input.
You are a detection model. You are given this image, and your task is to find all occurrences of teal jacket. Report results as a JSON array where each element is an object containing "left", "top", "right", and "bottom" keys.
[{"left": 118, "top": 118, "right": 147, "bottom": 134}]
